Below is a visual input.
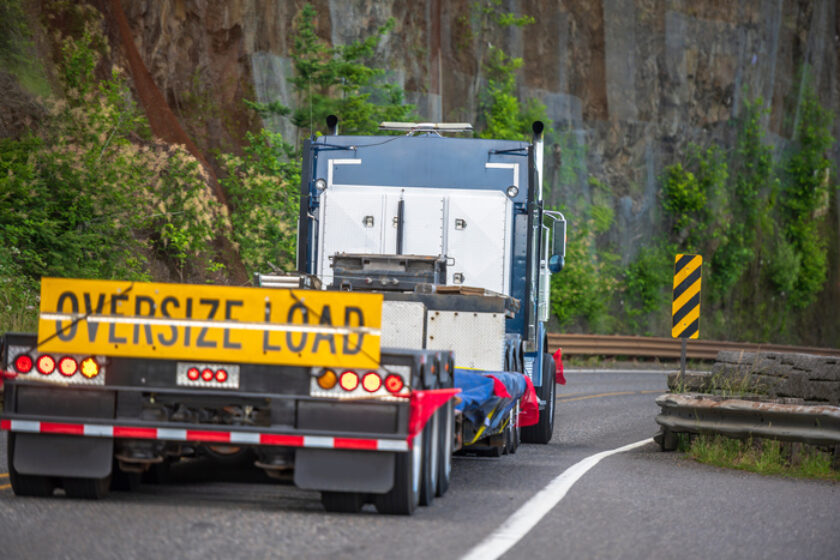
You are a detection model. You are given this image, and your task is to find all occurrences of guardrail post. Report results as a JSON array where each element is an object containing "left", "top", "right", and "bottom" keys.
[{"left": 679, "top": 338, "right": 687, "bottom": 387}]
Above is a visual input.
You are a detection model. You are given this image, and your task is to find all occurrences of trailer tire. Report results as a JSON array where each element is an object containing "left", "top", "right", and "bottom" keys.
[
  {"left": 521, "top": 354, "right": 556, "bottom": 444},
  {"left": 63, "top": 475, "right": 111, "bottom": 500},
  {"left": 419, "top": 412, "right": 437, "bottom": 507},
  {"left": 321, "top": 491, "right": 365, "bottom": 513},
  {"left": 111, "top": 465, "right": 142, "bottom": 492},
  {"left": 375, "top": 428, "right": 423, "bottom": 515},
  {"left": 7, "top": 434, "right": 55, "bottom": 498},
  {"left": 435, "top": 401, "right": 453, "bottom": 497}
]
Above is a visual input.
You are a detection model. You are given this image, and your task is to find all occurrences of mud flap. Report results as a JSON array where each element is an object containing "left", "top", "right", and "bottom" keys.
[
  {"left": 13, "top": 434, "right": 113, "bottom": 478},
  {"left": 294, "top": 449, "right": 395, "bottom": 493}
]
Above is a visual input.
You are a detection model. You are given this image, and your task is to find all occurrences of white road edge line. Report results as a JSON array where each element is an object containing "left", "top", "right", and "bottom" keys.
[{"left": 460, "top": 438, "right": 653, "bottom": 560}]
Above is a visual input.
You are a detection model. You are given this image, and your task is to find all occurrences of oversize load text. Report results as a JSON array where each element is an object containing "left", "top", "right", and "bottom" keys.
[{"left": 37, "top": 278, "right": 382, "bottom": 368}]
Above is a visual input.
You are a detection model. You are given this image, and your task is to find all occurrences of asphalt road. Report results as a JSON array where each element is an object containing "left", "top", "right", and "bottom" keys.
[{"left": 1, "top": 369, "right": 837, "bottom": 559}]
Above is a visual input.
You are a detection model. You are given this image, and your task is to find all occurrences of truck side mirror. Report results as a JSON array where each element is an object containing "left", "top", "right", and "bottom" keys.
[{"left": 549, "top": 219, "right": 566, "bottom": 273}]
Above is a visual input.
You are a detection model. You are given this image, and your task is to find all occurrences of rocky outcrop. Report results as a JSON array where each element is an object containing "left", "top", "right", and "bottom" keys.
[{"left": 668, "top": 351, "right": 840, "bottom": 405}]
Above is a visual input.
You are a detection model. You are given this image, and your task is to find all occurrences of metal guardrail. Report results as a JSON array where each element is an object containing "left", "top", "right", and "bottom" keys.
[
  {"left": 654, "top": 393, "right": 840, "bottom": 450},
  {"left": 548, "top": 333, "right": 840, "bottom": 360}
]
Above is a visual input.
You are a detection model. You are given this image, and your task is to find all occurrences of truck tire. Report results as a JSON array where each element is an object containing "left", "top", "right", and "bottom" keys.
[
  {"left": 7, "top": 434, "right": 55, "bottom": 498},
  {"left": 435, "top": 401, "right": 453, "bottom": 497},
  {"left": 419, "top": 412, "right": 437, "bottom": 506},
  {"left": 321, "top": 491, "right": 365, "bottom": 513},
  {"left": 111, "top": 465, "right": 142, "bottom": 492},
  {"left": 521, "top": 354, "right": 556, "bottom": 444},
  {"left": 63, "top": 475, "right": 111, "bottom": 500},
  {"left": 375, "top": 427, "right": 423, "bottom": 515}
]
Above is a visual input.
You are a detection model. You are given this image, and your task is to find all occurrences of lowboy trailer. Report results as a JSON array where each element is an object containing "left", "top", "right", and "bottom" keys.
[{"left": 1, "top": 119, "right": 566, "bottom": 515}]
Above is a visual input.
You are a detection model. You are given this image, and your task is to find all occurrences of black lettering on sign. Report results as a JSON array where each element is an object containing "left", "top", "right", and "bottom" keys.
[
  {"left": 133, "top": 296, "right": 155, "bottom": 345},
  {"left": 56, "top": 291, "right": 79, "bottom": 342},
  {"left": 286, "top": 302, "right": 309, "bottom": 352},
  {"left": 342, "top": 307, "right": 364, "bottom": 355},
  {"left": 262, "top": 302, "right": 281, "bottom": 353},
  {"left": 312, "top": 305, "right": 336, "bottom": 354},
  {"left": 196, "top": 298, "right": 219, "bottom": 348},
  {"left": 223, "top": 299, "right": 243, "bottom": 349},
  {"left": 184, "top": 298, "right": 193, "bottom": 347},
  {"left": 83, "top": 293, "right": 105, "bottom": 342},
  {"left": 108, "top": 293, "right": 128, "bottom": 344},
  {"left": 157, "top": 296, "right": 179, "bottom": 347}
]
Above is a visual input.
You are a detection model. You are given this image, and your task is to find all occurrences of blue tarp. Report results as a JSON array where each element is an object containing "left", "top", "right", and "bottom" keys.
[{"left": 454, "top": 369, "right": 527, "bottom": 431}]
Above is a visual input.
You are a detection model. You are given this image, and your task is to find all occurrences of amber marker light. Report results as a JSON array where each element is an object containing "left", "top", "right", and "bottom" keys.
[
  {"left": 80, "top": 357, "right": 100, "bottom": 379},
  {"left": 317, "top": 369, "right": 338, "bottom": 390}
]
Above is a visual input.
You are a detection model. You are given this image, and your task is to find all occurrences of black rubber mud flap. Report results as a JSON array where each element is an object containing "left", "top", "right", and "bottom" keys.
[
  {"left": 13, "top": 433, "right": 113, "bottom": 478},
  {"left": 7, "top": 433, "right": 54, "bottom": 497}
]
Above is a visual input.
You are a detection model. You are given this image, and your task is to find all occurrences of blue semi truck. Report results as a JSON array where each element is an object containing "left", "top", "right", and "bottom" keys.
[{"left": 1, "top": 119, "right": 565, "bottom": 515}]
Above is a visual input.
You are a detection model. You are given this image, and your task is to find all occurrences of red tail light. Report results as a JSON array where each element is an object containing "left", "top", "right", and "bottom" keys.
[
  {"left": 362, "top": 372, "right": 382, "bottom": 392},
  {"left": 339, "top": 370, "right": 359, "bottom": 391},
  {"left": 187, "top": 367, "right": 200, "bottom": 380},
  {"left": 216, "top": 369, "right": 228, "bottom": 383},
  {"left": 80, "top": 357, "right": 100, "bottom": 379},
  {"left": 36, "top": 355, "right": 56, "bottom": 375},
  {"left": 58, "top": 356, "right": 78, "bottom": 377},
  {"left": 14, "top": 354, "right": 33, "bottom": 374},
  {"left": 385, "top": 374, "right": 404, "bottom": 393},
  {"left": 201, "top": 368, "right": 214, "bottom": 381}
]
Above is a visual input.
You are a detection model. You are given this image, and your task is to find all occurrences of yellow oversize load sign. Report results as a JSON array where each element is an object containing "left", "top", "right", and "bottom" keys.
[{"left": 37, "top": 278, "right": 382, "bottom": 368}]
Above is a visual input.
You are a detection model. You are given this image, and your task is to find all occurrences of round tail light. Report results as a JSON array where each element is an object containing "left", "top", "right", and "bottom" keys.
[
  {"left": 58, "top": 356, "right": 78, "bottom": 377},
  {"left": 36, "top": 355, "right": 56, "bottom": 375},
  {"left": 14, "top": 354, "right": 33, "bottom": 374},
  {"left": 385, "top": 374, "right": 404, "bottom": 393},
  {"left": 201, "top": 368, "right": 214, "bottom": 381},
  {"left": 339, "top": 370, "right": 359, "bottom": 391},
  {"left": 216, "top": 369, "right": 228, "bottom": 383},
  {"left": 187, "top": 367, "right": 200, "bottom": 380},
  {"left": 362, "top": 372, "right": 382, "bottom": 392}
]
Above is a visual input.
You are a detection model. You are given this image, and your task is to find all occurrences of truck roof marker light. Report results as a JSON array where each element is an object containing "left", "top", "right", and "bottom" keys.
[
  {"left": 362, "top": 372, "right": 382, "bottom": 392},
  {"left": 339, "top": 370, "right": 359, "bottom": 391},
  {"left": 14, "top": 354, "right": 33, "bottom": 374},
  {"left": 385, "top": 374, "right": 404, "bottom": 394},
  {"left": 201, "top": 368, "right": 214, "bottom": 382},
  {"left": 36, "top": 355, "right": 56, "bottom": 375},
  {"left": 216, "top": 369, "right": 228, "bottom": 383},
  {"left": 506, "top": 185, "right": 519, "bottom": 198},
  {"left": 58, "top": 356, "right": 78, "bottom": 377},
  {"left": 315, "top": 178, "right": 327, "bottom": 191},
  {"left": 317, "top": 369, "right": 337, "bottom": 390},
  {"left": 187, "top": 367, "right": 200, "bottom": 381},
  {"left": 80, "top": 357, "right": 100, "bottom": 379}
]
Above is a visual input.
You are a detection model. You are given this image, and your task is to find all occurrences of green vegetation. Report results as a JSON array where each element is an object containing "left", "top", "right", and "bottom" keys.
[
  {"left": 0, "top": 1, "right": 836, "bottom": 349},
  {"left": 678, "top": 434, "right": 840, "bottom": 481},
  {"left": 567, "top": 84, "right": 837, "bottom": 345}
]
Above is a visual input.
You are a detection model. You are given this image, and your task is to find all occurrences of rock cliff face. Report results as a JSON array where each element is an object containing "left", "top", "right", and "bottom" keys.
[
  {"left": 112, "top": 0, "right": 838, "bottom": 245},
  {"left": 95, "top": 1, "right": 840, "bottom": 342}
]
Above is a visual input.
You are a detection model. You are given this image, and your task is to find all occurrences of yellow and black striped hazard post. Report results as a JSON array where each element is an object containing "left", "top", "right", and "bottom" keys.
[{"left": 671, "top": 253, "right": 702, "bottom": 384}]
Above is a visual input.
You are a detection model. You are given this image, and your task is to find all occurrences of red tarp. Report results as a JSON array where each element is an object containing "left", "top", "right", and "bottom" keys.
[
  {"left": 408, "top": 388, "right": 461, "bottom": 441},
  {"left": 518, "top": 374, "right": 539, "bottom": 427}
]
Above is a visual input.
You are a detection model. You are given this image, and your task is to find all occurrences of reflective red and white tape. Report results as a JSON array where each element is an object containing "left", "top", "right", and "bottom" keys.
[{"left": 0, "top": 419, "right": 409, "bottom": 452}]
